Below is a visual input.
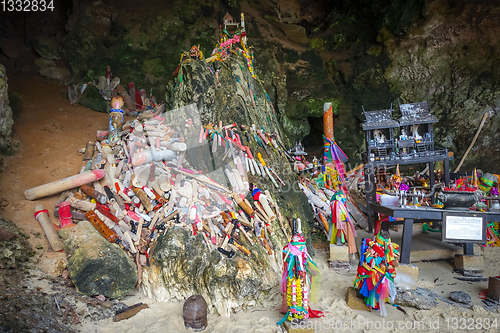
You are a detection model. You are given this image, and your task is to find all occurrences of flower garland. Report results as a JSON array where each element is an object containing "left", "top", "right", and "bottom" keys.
[{"left": 278, "top": 224, "right": 323, "bottom": 325}]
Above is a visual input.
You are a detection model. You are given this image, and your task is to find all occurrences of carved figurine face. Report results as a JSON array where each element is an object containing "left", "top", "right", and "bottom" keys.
[
  {"left": 111, "top": 96, "right": 124, "bottom": 109},
  {"left": 183, "top": 295, "right": 208, "bottom": 331},
  {"left": 189, "top": 45, "right": 200, "bottom": 59}
]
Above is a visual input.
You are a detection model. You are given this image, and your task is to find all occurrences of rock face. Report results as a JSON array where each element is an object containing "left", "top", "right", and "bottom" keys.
[
  {"left": 140, "top": 57, "right": 315, "bottom": 316},
  {"left": 0, "top": 215, "right": 34, "bottom": 271},
  {"left": 58, "top": 221, "right": 137, "bottom": 299},
  {"left": 383, "top": 1, "right": 500, "bottom": 172},
  {"left": 0, "top": 64, "right": 13, "bottom": 153},
  {"left": 143, "top": 227, "right": 282, "bottom": 317},
  {"left": 0, "top": 215, "right": 76, "bottom": 332}
]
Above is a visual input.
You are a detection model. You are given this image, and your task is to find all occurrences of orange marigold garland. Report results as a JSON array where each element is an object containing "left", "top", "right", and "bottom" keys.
[{"left": 278, "top": 219, "right": 323, "bottom": 325}]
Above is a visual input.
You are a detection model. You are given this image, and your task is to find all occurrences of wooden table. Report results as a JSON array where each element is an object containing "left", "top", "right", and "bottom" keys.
[{"left": 368, "top": 203, "right": 500, "bottom": 264}]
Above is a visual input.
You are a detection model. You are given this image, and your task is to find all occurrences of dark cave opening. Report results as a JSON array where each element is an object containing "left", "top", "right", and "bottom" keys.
[{"left": 302, "top": 116, "right": 326, "bottom": 162}]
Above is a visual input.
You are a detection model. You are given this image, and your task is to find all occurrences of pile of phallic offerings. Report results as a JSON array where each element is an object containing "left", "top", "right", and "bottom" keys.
[{"left": 26, "top": 98, "right": 298, "bottom": 269}]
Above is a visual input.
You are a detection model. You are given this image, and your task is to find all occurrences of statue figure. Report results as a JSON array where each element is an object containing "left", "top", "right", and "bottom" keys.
[
  {"left": 373, "top": 129, "right": 386, "bottom": 143},
  {"left": 410, "top": 125, "right": 422, "bottom": 141}
]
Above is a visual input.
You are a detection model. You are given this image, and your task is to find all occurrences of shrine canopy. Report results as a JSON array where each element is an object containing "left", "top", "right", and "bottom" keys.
[
  {"left": 397, "top": 101, "right": 438, "bottom": 126},
  {"left": 361, "top": 109, "right": 399, "bottom": 130}
]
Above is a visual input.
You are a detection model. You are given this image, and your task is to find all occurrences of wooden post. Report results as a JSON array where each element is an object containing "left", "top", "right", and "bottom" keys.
[
  {"left": 25, "top": 169, "right": 106, "bottom": 200},
  {"left": 34, "top": 205, "right": 64, "bottom": 252},
  {"left": 323, "top": 102, "right": 334, "bottom": 169}
]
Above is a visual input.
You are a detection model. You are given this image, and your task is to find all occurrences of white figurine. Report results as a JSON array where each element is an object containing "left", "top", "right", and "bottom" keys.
[{"left": 373, "top": 129, "right": 386, "bottom": 143}]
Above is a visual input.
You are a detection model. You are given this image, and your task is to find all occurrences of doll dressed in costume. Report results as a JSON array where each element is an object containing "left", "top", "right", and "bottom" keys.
[
  {"left": 278, "top": 219, "right": 323, "bottom": 325},
  {"left": 108, "top": 96, "right": 124, "bottom": 145}
]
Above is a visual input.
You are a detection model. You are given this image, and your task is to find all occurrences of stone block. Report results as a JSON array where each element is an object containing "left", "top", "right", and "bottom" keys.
[
  {"left": 329, "top": 244, "right": 349, "bottom": 261},
  {"left": 284, "top": 321, "right": 315, "bottom": 333},
  {"left": 486, "top": 277, "right": 500, "bottom": 302},
  {"left": 454, "top": 255, "right": 483, "bottom": 276},
  {"left": 345, "top": 287, "right": 370, "bottom": 311},
  {"left": 328, "top": 260, "right": 350, "bottom": 272},
  {"left": 394, "top": 264, "right": 419, "bottom": 290}
]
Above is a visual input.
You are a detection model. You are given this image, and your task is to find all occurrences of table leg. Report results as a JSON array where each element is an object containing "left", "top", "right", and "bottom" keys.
[
  {"left": 429, "top": 162, "right": 435, "bottom": 204},
  {"left": 400, "top": 218, "right": 414, "bottom": 264},
  {"left": 382, "top": 221, "right": 389, "bottom": 232},
  {"left": 463, "top": 243, "right": 474, "bottom": 255},
  {"left": 429, "top": 162, "right": 435, "bottom": 188},
  {"left": 444, "top": 159, "right": 450, "bottom": 187},
  {"left": 365, "top": 164, "right": 375, "bottom": 233}
]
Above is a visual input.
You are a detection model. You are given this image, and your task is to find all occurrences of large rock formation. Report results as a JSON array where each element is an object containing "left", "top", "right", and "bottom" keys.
[
  {"left": 143, "top": 227, "right": 282, "bottom": 317},
  {"left": 141, "top": 57, "right": 315, "bottom": 316}
]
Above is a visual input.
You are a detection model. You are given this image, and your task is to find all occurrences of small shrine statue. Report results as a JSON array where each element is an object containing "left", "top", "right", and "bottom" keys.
[
  {"left": 373, "top": 129, "right": 386, "bottom": 143},
  {"left": 189, "top": 45, "right": 204, "bottom": 61},
  {"left": 399, "top": 129, "right": 408, "bottom": 140},
  {"left": 278, "top": 219, "right": 323, "bottom": 325},
  {"left": 410, "top": 124, "right": 422, "bottom": 141},
  {"left": 109, "top": 96, "right": 124, "bottom": 144},
  {"left": 312, "top": 156, "right": 318, "bottom": 168}
]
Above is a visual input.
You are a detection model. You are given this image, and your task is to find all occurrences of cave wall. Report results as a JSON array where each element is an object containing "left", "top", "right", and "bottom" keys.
[
  {"left": 383, "top": 0, "right": 500, "bottom": 172},
  {"left": 2, "top": 0, "right": 499, "bottom": 172}
]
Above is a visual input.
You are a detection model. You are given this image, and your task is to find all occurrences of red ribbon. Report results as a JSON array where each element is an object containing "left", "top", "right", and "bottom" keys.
[{"left": 34, "top": 209, "right": 49, "bottom": 220}]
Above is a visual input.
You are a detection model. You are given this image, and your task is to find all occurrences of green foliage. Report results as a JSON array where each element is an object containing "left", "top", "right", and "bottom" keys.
[{"left": 309, "top": 38, "right": 325, "bottom": 50}]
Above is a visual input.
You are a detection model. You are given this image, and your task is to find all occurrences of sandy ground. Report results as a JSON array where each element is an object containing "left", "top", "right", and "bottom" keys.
[{"left": 2, "top": 73, "right": 500, "bottom": 332}]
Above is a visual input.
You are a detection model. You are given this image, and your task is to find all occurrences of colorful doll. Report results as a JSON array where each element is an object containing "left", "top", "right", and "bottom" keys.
[{"left": 109, "top": 96, "right": 124, "bottom": 145}]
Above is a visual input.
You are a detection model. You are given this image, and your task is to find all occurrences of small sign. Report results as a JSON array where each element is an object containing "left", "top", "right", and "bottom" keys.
[{"left": 442, "top": 212, "right": 486, "bottom": 244}]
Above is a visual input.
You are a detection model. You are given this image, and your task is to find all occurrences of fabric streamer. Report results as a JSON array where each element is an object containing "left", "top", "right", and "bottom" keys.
[
  {"left": 278, "top": 220, "right": 323, "bottom": 325},
  {"left": 353, "top": 232, "right": 399, "bottom": 316},
  {"left": 328, "top": 191, "right": 357, "bottom": 254},
  {"left": 323, "top": 135, "right": 348, "bottom": 190}
]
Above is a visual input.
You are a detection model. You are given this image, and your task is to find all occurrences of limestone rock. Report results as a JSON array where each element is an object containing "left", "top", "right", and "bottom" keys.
[
  {"left": 39, "top": 66, "right": 71, "bottom": 83},
  {"left": 142, "top": 227, "right": 282, "bottom": 317},
  {"left": 33, "top": 36, "right": 61, "bottom": 60},
  {"left": 142, "top": 57, "right": 316, "bottom": 317},
  {"left": 395, "top": 287, "right": 467, "bottom": 310},
  {"left": 58, "top": 221, "right": 137, "bottom": 299},
  {"left": 450, "top": 291, "right": 471, "bottom": 305},
  {"left": 0, "top": 64, "right": 13, "bottom": 152},
  {"left": 33, "top": 58, "right": 57, "bottom": 70},
  {"left": 78, "top": 84, "right": 108, "bottom": 113},
  {"left": 0, "top": 214, "right": 34, "bottom": 270}
]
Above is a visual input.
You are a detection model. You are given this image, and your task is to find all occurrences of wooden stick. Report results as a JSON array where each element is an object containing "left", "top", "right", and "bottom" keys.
[
  {"left": 134, "top": 219, "right": 144, "bottom": 246},
  {"left": 113, "top": 303, "right": 149, "bottom": 322},
  {"left": 346, "top": 163, "right": 364, "bottom": 175},
  {"left": 454, "top": 112, "right": 489, "bottom": 172},
  {"left": 25, "top": 169, "right": 106, "bottom": 200},
  {"left": 34, "top": 205, "right": 64, "bottom": 252}
]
